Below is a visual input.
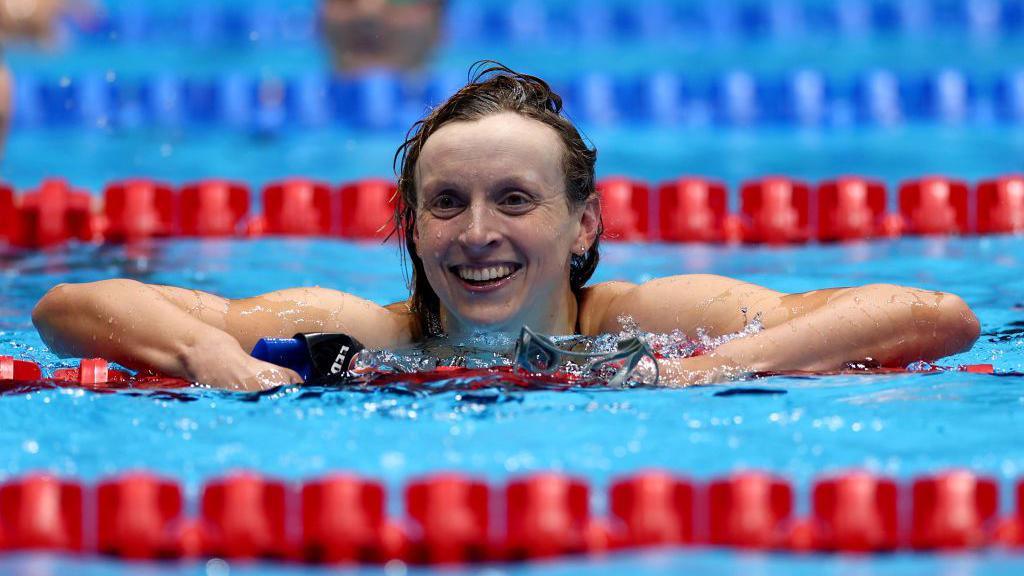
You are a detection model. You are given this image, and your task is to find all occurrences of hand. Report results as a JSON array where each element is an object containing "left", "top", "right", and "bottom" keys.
[
  {"left": 184, "top": 334, "right": 304, "bottom": 392},
  {"left": 195, "top": 355, "right": 303, "bottom": 392},
  {"left": 230, "top": 358, "right": 304, "bottom": 392}
]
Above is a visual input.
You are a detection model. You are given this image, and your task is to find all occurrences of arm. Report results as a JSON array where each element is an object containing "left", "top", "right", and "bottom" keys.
[
  {"left": 599, "top": 275, "right": 981, "bottom": 385},
  {"left": 32, "top": 279, "right": 409, "bottom": 390}
]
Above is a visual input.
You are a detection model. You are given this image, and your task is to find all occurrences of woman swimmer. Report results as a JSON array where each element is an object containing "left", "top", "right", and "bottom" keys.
[{"left": 32, "top": 63, "right": 981, "bottom": 391}]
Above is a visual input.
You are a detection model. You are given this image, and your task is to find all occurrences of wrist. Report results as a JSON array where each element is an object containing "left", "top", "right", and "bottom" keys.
[
  {"left": 179, "top": 328, "right": 243, "bottom": 381},
  {"left": 660, "top": 353, "right": 747, "bottom": 386},
  {"left": 707, "top": 337, "right": 774, "bottom": 373}
]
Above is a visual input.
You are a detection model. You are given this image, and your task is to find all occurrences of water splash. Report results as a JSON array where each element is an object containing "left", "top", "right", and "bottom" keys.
[{"left": 342, "top": 310, "right": 764, "bottom": 389}]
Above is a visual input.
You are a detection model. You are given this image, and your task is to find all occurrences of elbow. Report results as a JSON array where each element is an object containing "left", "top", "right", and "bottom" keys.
[
  {"left": 936, "top": 292, "right": 980, "bottom": 355},
  {"left": 33, "top": 283, "right": 73, "bottom": 332},
  {"left": 33, "top": 283, "right": 77, "bottom": 354},
  {"left": 33, "top": 281, "right": 128, "bottom": 356},
  {"left": 859, "top": 284, "right": 980, "bottom": 362}
]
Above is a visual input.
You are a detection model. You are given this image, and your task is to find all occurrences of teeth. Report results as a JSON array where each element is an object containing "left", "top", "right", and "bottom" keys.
[{"left": 457, "top": 264, "right": 515, "bottom": 282}]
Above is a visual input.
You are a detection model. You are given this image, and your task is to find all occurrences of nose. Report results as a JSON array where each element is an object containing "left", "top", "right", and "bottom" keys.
[{"left": 457, "top": 202, "right": 502, "bottom": 252}]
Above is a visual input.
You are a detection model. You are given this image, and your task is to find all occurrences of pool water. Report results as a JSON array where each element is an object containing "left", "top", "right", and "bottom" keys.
[
  {"left": 2, "top": 237, "right": 1023, "bottom": 574},
  {"left": 4, "top": 0, "right": 1024, "bottom": 574}
]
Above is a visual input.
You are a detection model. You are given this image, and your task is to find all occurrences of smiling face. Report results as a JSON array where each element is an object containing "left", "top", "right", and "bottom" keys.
[{"left": 413, "top": 112, "right": 599, "bottom": 337}]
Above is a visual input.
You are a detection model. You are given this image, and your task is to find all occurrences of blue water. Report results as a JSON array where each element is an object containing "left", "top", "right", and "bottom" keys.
[{"left": 4, "top": 1, "right": 1024, "bottom": 574}]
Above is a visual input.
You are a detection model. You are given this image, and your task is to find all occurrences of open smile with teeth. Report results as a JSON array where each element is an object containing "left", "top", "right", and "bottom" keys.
[{"left": 451, "top": 263, "right": 522, "bottom": 285}]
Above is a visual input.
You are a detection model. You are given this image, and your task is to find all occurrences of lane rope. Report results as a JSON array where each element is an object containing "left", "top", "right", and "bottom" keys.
[{"left": 2, "top": 175, "right": 1022, "bottom": 248}]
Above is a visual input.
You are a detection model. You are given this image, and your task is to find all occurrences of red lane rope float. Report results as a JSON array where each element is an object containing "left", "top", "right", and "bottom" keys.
[
  {"left": 657, "top": 177, "right": 738, "bottom": 243},
  {"left": 338, "top": 178, "right": 397, "bottom": 240},
  {"left": 816, "top": 177, "right": 897, "bottom": 242},
  {"left": 96, "top": 472, "right": 195, "bottom": 559},
  {"left": 0, "top": 356, "right": 998, "bottom": 397},
  {"left": 257, "top": 178, "right": 335, "bottom": 236},
  {"left": 708, "top": 471, "right": 794, "bottom": 549},
  {"left": 300, "top": 474, "right": 397, "bottom": 563},
  {"left": 9, "top": 179, "right": 97, "bottom": 248},
  {"left": 200, "top": 472, "right": 290, "bottom": 559},
  {"left": 0, "top": 356, "right": 42, "bottom": 380},
  {"left": 1, "top": 469, "right": 1022, "bottom": 564},
  {"left": 4, "top": 174, "right": 1024, "bottom": 249},
  {"left": 406, "top": 473, "right": 491, "bottom": 563},
  {"left": 739, "top": 177, "right": 812, "bottom": 244},
  {"left": 0, "top": 183, "right": 14, "bottom": 243},
  {"left": 609, "top": 470, "right": 696, "bottom": 547},
  {"left": 899, "top": 176, "right": 971, "bottom": 236},
  {"left": 910, "top": 470, "right": 999, "bottom": 550},
  {"left": 597, "top": 177, "right": 651, "bottom": 241},
  {"left": 977, "top": 175, "right": 1024, "bottom": 234},
  {"left": 102, "top": 179, "right": 176, "bottom": 242},
  {"left": 179, "top": 180, "right": 250, "bottom": 237},
  {"left": 809, "top": 471, "right": 899, "bottom": 552},
  {"left": 0, "top": 474, "right": 84, "bottom": 551},
  {"left": 504, "top": 473, "right": 608, "bottom": 559}
]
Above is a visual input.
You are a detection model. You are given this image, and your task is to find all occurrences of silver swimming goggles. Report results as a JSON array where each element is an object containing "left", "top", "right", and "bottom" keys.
[{"left": 512, "top": 326, "right": 659, "bottom": 387}]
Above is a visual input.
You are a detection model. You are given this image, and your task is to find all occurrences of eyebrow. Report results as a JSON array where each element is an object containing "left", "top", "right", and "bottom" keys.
[{"left": 420, "top": 173, "right": 544, "bottom": 195}]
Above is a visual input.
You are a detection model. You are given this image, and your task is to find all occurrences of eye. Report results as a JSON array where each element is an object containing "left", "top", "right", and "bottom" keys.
[
  {"left": 500, "top": 191, "right": 536, "bottom": 213},
  {"left": 427, "top": 192, "right": 464, "bottom": 216}
]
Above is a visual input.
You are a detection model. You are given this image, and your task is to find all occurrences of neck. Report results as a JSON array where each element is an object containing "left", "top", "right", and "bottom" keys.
[{"left": 440, "top": 285, "right": 579, "bottom": 340}]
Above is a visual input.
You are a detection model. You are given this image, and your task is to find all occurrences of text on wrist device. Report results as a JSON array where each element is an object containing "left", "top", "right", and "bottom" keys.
[{"left": 250, "top": 333, "right": 365, "bottom": 382}]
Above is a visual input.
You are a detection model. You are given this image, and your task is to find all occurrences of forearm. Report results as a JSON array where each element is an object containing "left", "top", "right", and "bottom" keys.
[
  {"left": 32, "top": 279, "right": 240, "bottom": 378},
  {"left": 660, "top": 284, "right": 980, "bottom": 384}
]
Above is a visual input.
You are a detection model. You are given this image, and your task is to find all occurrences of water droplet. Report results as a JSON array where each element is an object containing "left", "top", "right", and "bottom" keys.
[{"left": 205, "top": 558, "right": 230, "bottom": 576}]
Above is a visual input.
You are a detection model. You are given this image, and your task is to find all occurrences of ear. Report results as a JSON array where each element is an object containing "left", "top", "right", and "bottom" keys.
[{"left": 574, "top": 194, "right": 601, "bottom": 253}]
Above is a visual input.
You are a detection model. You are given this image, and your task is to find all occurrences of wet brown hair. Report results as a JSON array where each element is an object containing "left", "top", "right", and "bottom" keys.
[{"left": 393, "top": 61, "right": 601, "bottom": 339}]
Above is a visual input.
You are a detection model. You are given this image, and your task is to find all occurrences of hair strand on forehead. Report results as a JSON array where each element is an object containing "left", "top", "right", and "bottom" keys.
[{"left": 391, "top": 61, "right": 602, "bottom": 339}]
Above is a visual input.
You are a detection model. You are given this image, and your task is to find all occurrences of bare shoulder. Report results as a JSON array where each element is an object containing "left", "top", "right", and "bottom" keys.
[
  {"left": 577, "top": 281, "right": 637, "bottom": 335},
  {"left": 579, "top": 275, "right": 784, "bottom": 336}
]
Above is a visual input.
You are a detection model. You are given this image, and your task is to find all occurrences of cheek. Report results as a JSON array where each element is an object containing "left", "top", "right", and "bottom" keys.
[{"left": 413, "top": 217, "right": 447, "bottom": 261}]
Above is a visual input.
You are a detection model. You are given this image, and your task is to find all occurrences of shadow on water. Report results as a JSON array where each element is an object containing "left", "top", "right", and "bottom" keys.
[{"left": 985, "top": 320, "right": 1024, "bottom": 343}]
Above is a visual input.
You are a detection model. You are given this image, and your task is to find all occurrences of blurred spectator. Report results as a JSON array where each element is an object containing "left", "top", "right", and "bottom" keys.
[
  {"left": 0, "top": 0, "right": 64, "bottom": 41},
  {"left": 321, "top": 0, "right": 444, "bottom": 72},
  {"left": 0, "top": 0, "right": 67, "bottom": 157}
]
